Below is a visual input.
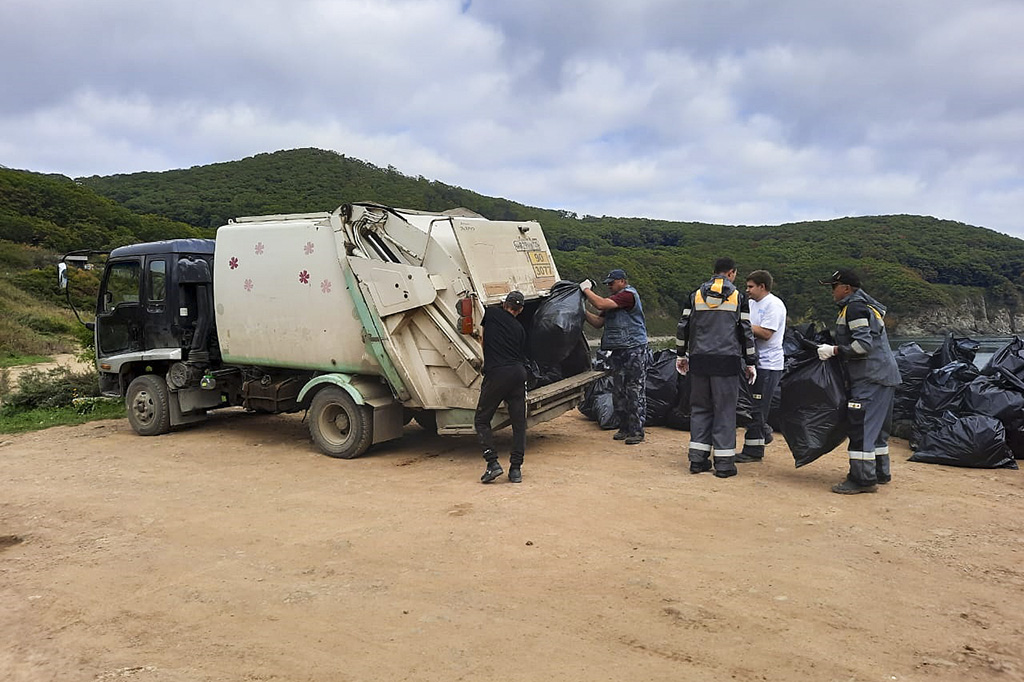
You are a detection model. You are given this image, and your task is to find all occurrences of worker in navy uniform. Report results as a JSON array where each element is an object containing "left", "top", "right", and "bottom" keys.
[
  {"left": 475, "top": 290, "right": 529, "bottom": 484},
  {"left": 817, "top": 269, "right": 901, "bottom": 494},
  {"left": 676, "top": 258, "right": 758, "bottom": 478},
  {"left": 581, "top": 268, "right": 650, "bottom": 445}
]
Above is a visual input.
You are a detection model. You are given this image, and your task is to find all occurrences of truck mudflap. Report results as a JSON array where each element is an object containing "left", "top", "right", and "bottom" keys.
[{"left": 436, "top": 369, "right": 607, "bottom": 435}]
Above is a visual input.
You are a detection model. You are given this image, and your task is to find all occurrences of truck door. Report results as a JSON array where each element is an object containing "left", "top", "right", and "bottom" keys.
[
  {"left": 96, "top": 259, "right": 144, "bottom": 358},
  {"left": 142, "top": 256, "right": 177, "bottom": 350}
]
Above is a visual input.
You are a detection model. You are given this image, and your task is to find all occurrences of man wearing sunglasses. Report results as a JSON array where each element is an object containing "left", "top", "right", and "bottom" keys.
[{"left": 817, "top": 269, "right": 901, "bottom": 494}]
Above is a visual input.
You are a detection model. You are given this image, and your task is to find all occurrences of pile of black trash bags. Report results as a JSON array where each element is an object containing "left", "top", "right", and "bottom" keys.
[
  {"left": 894, "top": 334, "right": 1022, "bottom": 469},
  {"left": 577, "top": 321, "right": 1023, "bottom": 471},
  {"left": 578, "top": 348, "right": 754, "bottom": 433}
]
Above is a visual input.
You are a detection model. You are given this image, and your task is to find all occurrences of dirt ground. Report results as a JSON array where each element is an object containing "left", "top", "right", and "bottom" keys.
[{"left": 2, "top": 408, "right": 1022, "bottom": 682}]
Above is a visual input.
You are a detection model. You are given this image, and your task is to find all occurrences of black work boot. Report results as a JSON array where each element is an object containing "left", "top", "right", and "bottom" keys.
[
  {"left": 613, "top": 430, "right": 629, "bottom": 440},
  {"left": 480, "top": 460, "right": 504, "bottom": 484},
  {"left": 689, "top": 460, "right": 712, "bottom": 474},
  {"left": 831, "top": 478, "right": 877, "bottom": 494},
  {"left": 508, "top": 467, "right": 522, "bottom": 483}
]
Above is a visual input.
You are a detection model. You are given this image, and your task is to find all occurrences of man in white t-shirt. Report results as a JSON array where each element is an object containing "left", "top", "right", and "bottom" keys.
[{"left": 736, "top": 270, "right": 787, "bottom": 462}]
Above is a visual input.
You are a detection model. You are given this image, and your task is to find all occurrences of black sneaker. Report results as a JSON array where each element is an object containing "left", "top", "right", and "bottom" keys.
[
  {"left": 625, "top": 435, "right": 644, "bottom": 445},
  {"left": 612, "top": 431, "right": 628, "bottom": 440},
  {"left": 831, "top": 479, "right": 877, "bottom": 494},
  {"left": 689, "top": 460, "right": 712, "bottom": 474},
  {"left": 713, "top": 469, "right": 737, "bottom": 479},
  {"left": 480, "top": 461, "right": 504, "bottom": 484},
  {"left": 734, "top": 452, "right": 763, "bottom": 463},
  {"left": 508, "top": 467, "right": 522, "bottom": 483}
]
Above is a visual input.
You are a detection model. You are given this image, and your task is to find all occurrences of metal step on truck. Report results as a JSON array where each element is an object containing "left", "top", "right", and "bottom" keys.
[{"left": 61, "top": 203, "right": 603, "bottom": 459}]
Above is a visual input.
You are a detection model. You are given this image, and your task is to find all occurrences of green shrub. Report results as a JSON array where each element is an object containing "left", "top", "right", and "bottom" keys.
[{"left": 1, "top": 366, "right": 100, "bottom": 412}]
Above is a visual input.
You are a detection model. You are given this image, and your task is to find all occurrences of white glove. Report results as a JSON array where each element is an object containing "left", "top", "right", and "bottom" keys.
[
  {"left": 675, "top": 356, "right": 689, "bottom": 376},
  {"left": 579, "top": 279, "right": 594, "bottom": 292},
  {"left": 747, "top": 365, "right": 757, "bottom": 385},
  {"left": 817, "top": 344, "right": 836, "bottom": 361}
]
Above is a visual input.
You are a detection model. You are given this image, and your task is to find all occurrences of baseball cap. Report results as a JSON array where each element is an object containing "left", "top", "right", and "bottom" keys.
[
  {"left": 504, "top": 290, "right": 525, "bottom": 308},
  {"left": 602, "top": 268, "right": 627, "bottom": 284},
  {"left": 819, "top": 268, "right": 861, "bottom": 288}
]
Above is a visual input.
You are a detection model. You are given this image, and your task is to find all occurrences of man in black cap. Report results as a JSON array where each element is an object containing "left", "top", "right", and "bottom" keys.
[
  {"left": 581, "top": 268, "right": 650, "bottom": 444},
  {"left": 817, "top": 269, "right": 901, "bottom": 494},
  {"left": 475, "top": 290, "right": 529, "bottom": 483}
]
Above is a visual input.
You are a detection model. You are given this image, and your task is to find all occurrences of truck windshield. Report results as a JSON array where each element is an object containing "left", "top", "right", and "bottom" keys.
[{"left": 101, "top": 261, "right": 141, "bottom": 312}]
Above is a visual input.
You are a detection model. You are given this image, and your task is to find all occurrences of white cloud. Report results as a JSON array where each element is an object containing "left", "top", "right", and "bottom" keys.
[{"left": 1, "top": 0, "right": 1023, "bottom": 239}]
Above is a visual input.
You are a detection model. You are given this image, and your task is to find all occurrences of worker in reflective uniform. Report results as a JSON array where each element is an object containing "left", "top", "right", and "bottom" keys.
[
  {"left": 676, "top": 258, "right": 758, "bottom": 478},
  {"left": 816, "top": 269, "right": 902, "bottom": 494}
]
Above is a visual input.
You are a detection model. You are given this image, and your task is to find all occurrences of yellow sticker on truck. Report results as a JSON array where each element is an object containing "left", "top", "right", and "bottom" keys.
[{"left": 527, "top": 251, "right": 554, "bottom": 278}]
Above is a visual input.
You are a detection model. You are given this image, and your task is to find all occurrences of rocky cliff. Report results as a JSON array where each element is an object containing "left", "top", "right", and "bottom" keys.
[{"left": 891, "top": 294, "right": 1023, "bottom": 336}]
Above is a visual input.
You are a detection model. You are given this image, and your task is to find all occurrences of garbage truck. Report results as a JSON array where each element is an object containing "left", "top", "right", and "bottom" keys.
[{"left": 62, "top": 203, "right": 602, "bottom": 458}]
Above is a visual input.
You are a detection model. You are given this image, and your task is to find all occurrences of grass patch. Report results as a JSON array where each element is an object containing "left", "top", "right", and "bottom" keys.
[
  {"left": 0, "top": 400, "right": 125, "bottom": 434},
  {"left": 0, "top": 353, "right": 53, "bottom": 368}
]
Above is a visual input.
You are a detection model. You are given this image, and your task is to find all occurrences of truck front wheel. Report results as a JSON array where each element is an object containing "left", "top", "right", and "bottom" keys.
[
  {"left": 126, "top": 375, "right": 171, "bottom": 436},
  {"left": 308, "top": 387, "right": 372, "bottom": 459}
]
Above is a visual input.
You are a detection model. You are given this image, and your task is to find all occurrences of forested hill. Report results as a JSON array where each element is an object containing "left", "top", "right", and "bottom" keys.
[
  {"left": 5, "top": 148, "right": 1024, "bottom": 334},
  {"left": 0, "top": 168, "right": 209, "bottom": 250},
  {"left": 76, "top": 148, "right": 1024, "bottom": 332}
]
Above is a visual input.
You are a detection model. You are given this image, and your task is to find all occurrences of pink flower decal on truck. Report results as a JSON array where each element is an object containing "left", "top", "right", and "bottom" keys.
[{"left": 299, "top": 270, "right": 310, "bottom": 285}]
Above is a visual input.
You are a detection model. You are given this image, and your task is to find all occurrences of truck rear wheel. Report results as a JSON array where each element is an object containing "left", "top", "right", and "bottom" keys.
[
  {"left": 308, "top": 387, "right": 372, "bottom": 459},
  {"left": 126, "top": 375, "right": 171, "bottom": 436}
]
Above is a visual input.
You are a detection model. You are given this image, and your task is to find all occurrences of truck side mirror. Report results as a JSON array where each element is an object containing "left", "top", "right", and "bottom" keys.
[{"left": 58, "top": 262, "right": 68, "bottom": 290}]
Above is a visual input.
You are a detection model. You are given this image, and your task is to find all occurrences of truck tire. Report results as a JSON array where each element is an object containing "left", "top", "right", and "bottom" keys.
[
  {"left": 308, "top": 387, "right": 372, "bottom": 459},
  {"left": 126, "top": 375, "right": 171, "bottom": 436}
]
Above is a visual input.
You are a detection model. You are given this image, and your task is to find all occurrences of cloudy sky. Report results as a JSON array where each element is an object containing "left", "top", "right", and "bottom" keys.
[{"left": 2, "top": 0, "right": 1023, "bottom": 238}]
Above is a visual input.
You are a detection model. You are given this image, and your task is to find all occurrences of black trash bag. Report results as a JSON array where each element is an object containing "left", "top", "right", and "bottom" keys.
[
  {"left": 893, "top": 342, "right": 932, "bottom": 422},
  {"left": 909, "top": 412, "right": 1017, "bottom": 469},
  {"left": 578, "top": 373, "right": 618, "bottom": 430},
  {"left": 529, "top": 280, "right": 587, "bottom": 385},
  {"left": 644, "top": 349, "right": 680, "bottom": 426},
  {"left": 964, "top": 371, "right": 1024, "bottom": 429},
  {"left": 911, "top": 361, "right": 980, "bottom": 447},
  {"left": 929, "top": 332, "right": 981, "bottom": 369},
  {"left": 662, "top": 367, "right": 691, "bottom": 431},
  {"left": 981, "top": 335, "right": 1024, "bottom": 380},
  {"left": 1006, "top": 426, "right": 1024, "bottom": 460},
  {"left": 778, "top": 326, "right": 848, "bottom": 468}
]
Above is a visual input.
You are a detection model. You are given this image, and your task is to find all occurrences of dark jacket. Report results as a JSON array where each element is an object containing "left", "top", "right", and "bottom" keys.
[
  {"left": 676, "top": 275, "right": 758, "bottom": 376},
  {"left": 833, "top": 289, "right": 901, "bottom": 386}
]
